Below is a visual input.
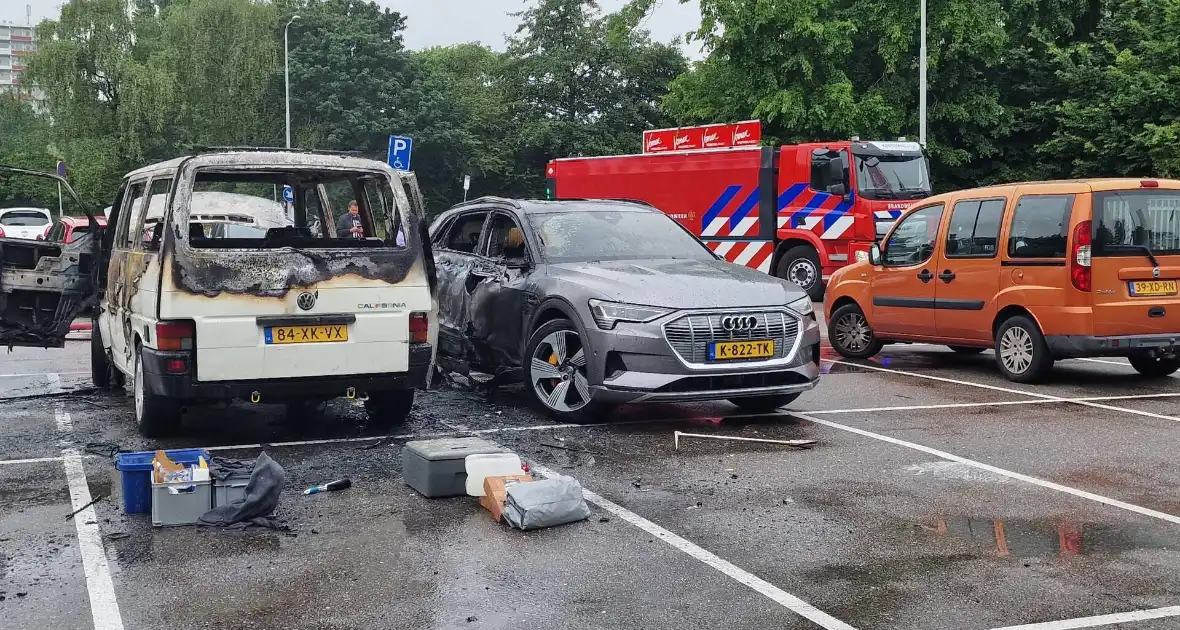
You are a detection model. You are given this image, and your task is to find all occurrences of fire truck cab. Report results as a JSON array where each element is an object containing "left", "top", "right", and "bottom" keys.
[{"left": 545, "top": 126, "right": 932, "bottom": 300}]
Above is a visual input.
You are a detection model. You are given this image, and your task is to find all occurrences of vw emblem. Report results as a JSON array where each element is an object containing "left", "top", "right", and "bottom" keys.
[
  {"left": 1153, "top": 267, "right": 1161, "bottom": 279},
  {"left": 296, "top": 291, "right": 317, "bottom": 311},
  {"left": 720, "top": 315, "right": 759, "bottom": 331}
]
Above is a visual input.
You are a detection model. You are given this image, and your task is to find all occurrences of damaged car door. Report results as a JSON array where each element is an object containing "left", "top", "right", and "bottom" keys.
[
  {"left": 0, "top": 166, "right": 101, "bottom": 348},
  {"left": 467, "top": 211, "right": 533, "bottom": 370},
  {"left": 431, "top": 209, "right": 490, "bottom": 369}
]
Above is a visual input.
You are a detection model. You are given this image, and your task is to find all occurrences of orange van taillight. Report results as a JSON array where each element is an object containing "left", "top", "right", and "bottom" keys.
[
  {"left": 409, "top": 311, "right": 429, "bottom": 344},
  {"left": 1070, "top": 220, "right": 1092, "bottom": 292},
  {"left": 156, "top": 320, "right": 195, "bottom": 351}
]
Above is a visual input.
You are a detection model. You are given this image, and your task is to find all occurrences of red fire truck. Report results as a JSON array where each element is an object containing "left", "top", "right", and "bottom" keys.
[{"left": 544, "top": 122, "right": 933, "bottom": 299}]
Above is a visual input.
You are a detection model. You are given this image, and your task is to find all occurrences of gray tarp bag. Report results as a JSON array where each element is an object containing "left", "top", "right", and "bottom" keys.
[
  {"left": 502, "top": 476, "right": 591, "bottom": 530},
  {"left": 198, "top": 451, "right": 285, "bottom": 529}
]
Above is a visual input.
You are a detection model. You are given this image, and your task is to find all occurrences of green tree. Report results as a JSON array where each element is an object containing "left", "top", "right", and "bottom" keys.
[
  {"left": 661, "top": 0, "right": 1012, "bottom": 190},
  {"left": 403, "top": 45, "right": 515, "bottom": 212},
  {"left": 0, "top": 95, "right": 57, "bottom": 208},
  {"left": 1041, "top": 0, "right": 1180, "bottom": 178},
  {"left": 504, "top": 0, "right": 688, "bottom": 193},
  {"left": 25, "top": 0, "right": 136, "bottom": 203},
  {"left": 285, "top": 0, "right": 411, "bottom": 151}
]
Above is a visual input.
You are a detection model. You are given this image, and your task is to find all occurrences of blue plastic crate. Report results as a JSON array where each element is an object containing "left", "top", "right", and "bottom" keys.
[{"left": 115, "top": 449, "right": 211, "bottom": 514}]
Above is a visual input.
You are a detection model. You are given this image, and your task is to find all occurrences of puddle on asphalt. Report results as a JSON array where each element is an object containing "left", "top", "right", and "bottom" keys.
[{"left": 917, "top": 517, "right": 1178, "bottom": 557}]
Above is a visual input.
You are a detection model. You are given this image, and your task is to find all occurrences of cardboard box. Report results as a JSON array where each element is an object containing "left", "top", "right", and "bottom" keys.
[{"left": 479, "top": 474, "right": 534, "bottom": 522}]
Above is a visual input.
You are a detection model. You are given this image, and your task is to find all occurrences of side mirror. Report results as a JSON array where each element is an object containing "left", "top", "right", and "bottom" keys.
[
  {"left": 827, "top": 157, "right": 845, "bottom": 184},
  {"left": 827, "top": 183, "right": 847, "bottom": 196},
  {"left": 869, "top": 243, "right": 882, "bottom": 266}
]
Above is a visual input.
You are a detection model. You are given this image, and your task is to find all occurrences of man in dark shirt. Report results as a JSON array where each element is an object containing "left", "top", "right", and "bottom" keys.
[{"left": 336, "top": 201, "right": 365, "bottom": 239}]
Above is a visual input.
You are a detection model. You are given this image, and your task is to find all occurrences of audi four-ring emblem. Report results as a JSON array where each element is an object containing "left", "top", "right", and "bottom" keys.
[{"left": 720, "top": 315, "right": 759, "bottom": 331}]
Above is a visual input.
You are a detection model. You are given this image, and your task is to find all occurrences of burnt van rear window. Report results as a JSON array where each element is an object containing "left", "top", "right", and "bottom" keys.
[
  {"left": 1094, "top": 190, "right": 1180, "bottom": 257},
  {"left": 187, "top": 172, "right": 404, "bottom": 249}
]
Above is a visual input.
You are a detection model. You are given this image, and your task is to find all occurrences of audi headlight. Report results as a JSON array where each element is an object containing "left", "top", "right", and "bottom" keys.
[
  {"left": 588, "top": 300, "right": 672, "bottom": 330},
  {"left": 787, "top": 296, "right": 814, "bottom": 317}
]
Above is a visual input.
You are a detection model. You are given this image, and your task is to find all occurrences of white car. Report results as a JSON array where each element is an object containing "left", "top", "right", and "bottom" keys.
[{"left": 0, "top": 207, "right": 52, "bottom": 240}]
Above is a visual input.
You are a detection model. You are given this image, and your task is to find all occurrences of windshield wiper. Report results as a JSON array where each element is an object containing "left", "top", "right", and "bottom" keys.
[
  {"left": 862, "top": 189, "right": 901, "bottom": 199},
  {"left": 1106, "top": 244, "right": 1161, "bottom": 267}
]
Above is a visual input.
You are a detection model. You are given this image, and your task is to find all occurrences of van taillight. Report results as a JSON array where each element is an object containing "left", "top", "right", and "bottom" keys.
[
  {"left": 1070, "top": 220, "right": 1092, "bottom": 292},
  {"left": 409, "top": 311, "right": 429, "bottom": 344},
  {"left": 156, "top": 320, "right": 195, "bottom": 351}
]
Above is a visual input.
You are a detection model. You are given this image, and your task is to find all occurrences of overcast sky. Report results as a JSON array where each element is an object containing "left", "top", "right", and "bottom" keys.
[{"left": 4, "top": 0, "right": 703, "bottom": 55}]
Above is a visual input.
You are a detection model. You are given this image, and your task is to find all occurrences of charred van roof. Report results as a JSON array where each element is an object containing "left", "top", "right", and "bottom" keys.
[{"left": 125, "top": 150, "right": 393, "bottom": 179}]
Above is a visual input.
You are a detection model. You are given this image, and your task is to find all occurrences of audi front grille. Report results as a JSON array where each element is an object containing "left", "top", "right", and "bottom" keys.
[{"left": 663, "top": 310, "right": 801, "bottom": 365}]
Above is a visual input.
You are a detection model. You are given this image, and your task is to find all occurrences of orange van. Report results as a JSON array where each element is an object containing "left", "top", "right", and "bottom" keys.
[{"left": 825, "top": 179, "right": 1180, "bottom": 382}]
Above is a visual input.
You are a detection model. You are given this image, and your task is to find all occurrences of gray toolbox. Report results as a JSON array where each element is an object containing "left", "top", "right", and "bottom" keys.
[
  {"left": 403, "top": 437, "right": 506, "bottom": 498},
  {"left": 151, "top": 479, "right": 212, "bottom": 527}
]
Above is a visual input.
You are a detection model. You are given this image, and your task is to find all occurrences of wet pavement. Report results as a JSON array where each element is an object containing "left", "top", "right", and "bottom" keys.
[{"left": 1, "top": 325, "right": 1179, "bottom": 630}]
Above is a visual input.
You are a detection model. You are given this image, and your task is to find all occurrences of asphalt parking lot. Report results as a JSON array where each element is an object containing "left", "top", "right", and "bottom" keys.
[{"left": 2, "top": 311, "right": 1179, "bottom": 630}]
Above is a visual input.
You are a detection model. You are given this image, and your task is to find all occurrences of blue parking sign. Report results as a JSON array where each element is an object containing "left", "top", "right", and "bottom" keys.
[
  {"left": 388, "top": 135, "right": 413, "bottom": 171},
  {"left": 282, "top": 185, "right": 294, "bottom": 203}
]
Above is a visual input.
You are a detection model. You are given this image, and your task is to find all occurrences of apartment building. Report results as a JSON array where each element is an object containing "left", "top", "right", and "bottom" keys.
[{"left": 0, "top": 22, "right": 41, "bottom": 104}]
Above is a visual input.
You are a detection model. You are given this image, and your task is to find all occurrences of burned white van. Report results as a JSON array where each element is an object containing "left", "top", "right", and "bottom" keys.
[{"left": 1, "top": 150, "right": 438, "bottom": 437}]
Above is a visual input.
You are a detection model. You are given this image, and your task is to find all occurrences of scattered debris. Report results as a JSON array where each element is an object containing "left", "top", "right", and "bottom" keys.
[
  {"left": 673, "top": 431, "right": 817, "bottom": 450},
  {"left": 198, "top": 452, "right": 286, "bottom": 530},
  {"left": 84, "top": 442, "right": 121, "bottom": 458},
  {"left": 303, "top": 478, "right": 352, "bottom": 495},
  {"left": 479, "top": 474, "right": 534, "bottom": 522},
  {"left": 539, "top": 442, "right": 590, "bottom": 453},
  {"left": 466, "top": 616, "right": 478, "bottom": 623},
  {"left": 403, "top": 437, "right": 506, "bottom": 498},
  {"left": 104, "top": 532, "right": 131, "bottom": 541},
  {"left": 65, "top": 493, "right": 106, "bottom": 521},
  {"left": 631, "top": 478, "right": 642, "bottom": 488},
  {"left": 730, "top": 473, "right": 739, "bottom": 480},
  {"left": 465, "top": 452, "right": 524, "bottom": 496},
  {"left": 599, "top": 517, "right": 610, "bottom": 523},
  {"left": 502, "top": 475, "right": 590, "bottom": 531}
]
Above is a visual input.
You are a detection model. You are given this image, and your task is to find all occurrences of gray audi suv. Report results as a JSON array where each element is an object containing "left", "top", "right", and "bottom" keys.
[{"left": 429, "top": 197, "right": 822, "bottom": 421}]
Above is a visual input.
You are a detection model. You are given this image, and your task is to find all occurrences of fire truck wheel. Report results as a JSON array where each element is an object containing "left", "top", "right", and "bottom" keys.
[{"left": 776, "top": 245, "right": 824, "bottom": 301}]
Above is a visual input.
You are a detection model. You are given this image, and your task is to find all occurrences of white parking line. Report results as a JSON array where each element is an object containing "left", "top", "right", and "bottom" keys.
[
  {"left": 792, "top": 412, "right": 1180, "bottom": 526},
  {"left": 804, "top": 392, "right": 1180, "bottom": 415},
  {"left": 1076, "top": 357, "right": 1130, "bottom": 367},
  {"left": 0, "top": 455, "right": 64, "bottom": 466},
  {"left": 46, "top": 372, "right": 62, "bottom": 394},
  {"left": 57, "top": 405, "right": 124, "bottom": 630},
  {"left": 531, "top": 464, "right": 857, "bottom": 630},
  {"left": 990, "top": 604, "right": 1180, "bottom": 630},
  {"left": 202, "top": 419, "right": 664, "bottom": 452},
  {"left": 824, "top": 359, "right": 1180, "bottom": 423},
  {"left": 0, "top": 371, "right": 88, "bottom": 378}
]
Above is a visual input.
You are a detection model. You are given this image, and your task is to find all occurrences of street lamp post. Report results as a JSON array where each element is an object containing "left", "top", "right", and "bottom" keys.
[
  {"left": 284, "top": 15, "right": 300, "bottom": 149},
  {"left": 919, "top": 0, "right": 927, "bottom": 147}
]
